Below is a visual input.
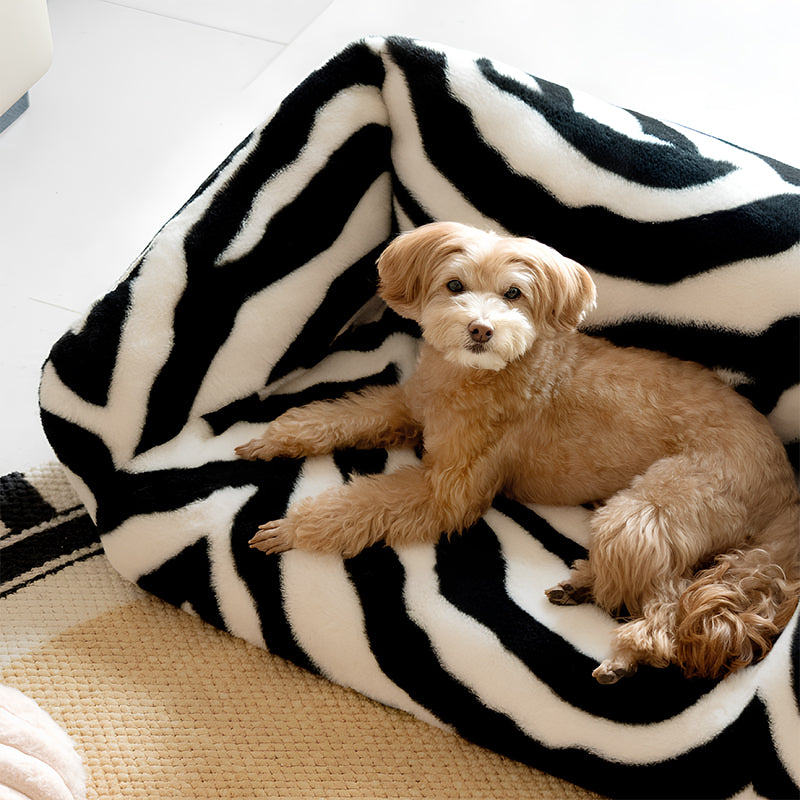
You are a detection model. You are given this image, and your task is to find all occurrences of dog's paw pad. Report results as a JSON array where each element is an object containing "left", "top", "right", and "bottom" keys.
[
  {"left": 545, "top": 586, "right": 574, "bottom": 605},
  {"left": 545, "top": 582, "right": 590, "bottom": 606},
  {"left": 592, "top": 660, "right": 637, "bottom": 685}
]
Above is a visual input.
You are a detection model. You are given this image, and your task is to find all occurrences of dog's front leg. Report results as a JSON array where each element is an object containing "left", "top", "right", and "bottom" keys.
[
  {"left": 249, "top": 457, "right": 503, "bottom": 557},
  {"left": 235, "top": 384, "right": 421, "bottom": 462}
]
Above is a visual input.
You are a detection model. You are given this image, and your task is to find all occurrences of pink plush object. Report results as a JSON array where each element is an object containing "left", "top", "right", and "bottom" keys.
[{"left": 0, "top": 685, "right": 86, "bottom": 800}]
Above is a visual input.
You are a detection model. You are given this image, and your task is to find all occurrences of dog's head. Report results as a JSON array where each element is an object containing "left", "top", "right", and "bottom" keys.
[{"left": 377, "top": 221, "right": 596, "bottom": 370}]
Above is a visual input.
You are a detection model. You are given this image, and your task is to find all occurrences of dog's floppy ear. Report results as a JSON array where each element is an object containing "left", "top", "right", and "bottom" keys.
[
  {"left": 518, "top": 241, "right": 597, "bottom": 333},
  {"left": 547, "top": 252, "right": 597, "bottom": 332},
  {"left": 377, "top": 222, "right": 467, "bottom": 320}
]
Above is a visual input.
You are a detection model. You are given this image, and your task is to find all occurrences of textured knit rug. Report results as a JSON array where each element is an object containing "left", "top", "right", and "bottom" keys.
[
  {"left": 31, "top": 36, "right": 800, "bottom": 799},
  {"left": 0, "top": 462, "right": 598, "bottom": 799}
]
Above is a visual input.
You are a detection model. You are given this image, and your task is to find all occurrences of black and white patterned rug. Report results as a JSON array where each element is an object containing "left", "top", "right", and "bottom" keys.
[
  {"left": 0, "top": 465, "right": 100, "bottom": 599},
  {"left": 28, "top": 37, "right": 800, "bottom": 799}
]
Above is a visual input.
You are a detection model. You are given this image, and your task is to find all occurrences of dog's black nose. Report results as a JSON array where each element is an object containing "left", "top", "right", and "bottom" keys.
[{"left": 469, "top": 322, "right": 493, "bottom": 343}]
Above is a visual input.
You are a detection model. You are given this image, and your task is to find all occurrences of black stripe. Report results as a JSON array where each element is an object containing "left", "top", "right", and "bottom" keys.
[
  {"left": 138, "top": 538, "right": 226, "bottom": 631},
  {"left": 136, "top": 124, "right": 392, "bottom": 455},
  {"left": 0, "top": 512, "right": 100, "bottom": 588},
  {"left": 708, "top": 137, "right": 800, "bottom": 186},
  {"left": 264, "top": 362, "right": 400, "bottom": 413},
  {"left": 92, "top": 459, "right": 297, "bottom": 534},
  {"left": 749, "top": 692, "right": 800, "bottom": 799},
  {"left": 0, "top": 472, "right": 57, "bottom": 533},
  {"left": 46, "top": 269, "right": 136, "bottom": 408},
  {"left": 333, "top": 447, "right": 389, "bottom": 481},
  {"left": 589, "top": 315, "right": 800, "bottom": 417},
  {"left": 266, "top": 241, "right": 387, "bottom": 384},
  {"left": 328, "top": 307, "right": 419, "bottom": 355},
  {"left": 387, "top": 38, "right": 800, "bottom": 279},
  {"left": 182, "top": 40, "right": 386, "bottom": 265},
  {"left": 0, "top": 548, "right": 102, "bottom": 599},
  {"left": 225, "top": 124, "right": 391, "bottom": 288},
  {"left": 203, "top": 362, "right": 402, "bottom": 436},
  {"left": 491, "top": 495, "right": 587, "bottom": 566},
  {"left": 201, "top": 285, "right": 417, "bottom": 437},
  {"left": 391, "top": 175, "right": 434, "bottom": 228},
  {"left": 344, "top": 544, "right": 544, "bottom": 762},
  {"left": 436, "top": 517, "right": 718, "bottom": 724},
  {"left": 588, "top": 698, "right": 791, "bottom": 800},
  {"left": 231, "top": 480, "right": 317, "bottom": 672},
  {"left": 186, "top": 124, "right": 391, "bottom": 290},
  {"left": 477, "top": 57, "right": 738, "bottom": 190},
  {"left": 754, "top": 152, "right": 800, "bottom": 185},
  {"left": 39, "top": 411, "right": 116, "bottom": 513},
  {"left": 125, "top": 458, "right": 316, "bottom": 672}
]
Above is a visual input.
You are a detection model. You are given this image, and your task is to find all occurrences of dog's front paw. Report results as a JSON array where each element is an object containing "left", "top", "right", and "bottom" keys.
[
  {"left": 235, "top": 437, "right": 279, "bottom": 462},
  {"left": 249, "top": 519, "right": 296, "bottom": 554},
  {"left": 592, "top": 658, "right": 637, "bottom": 685}
]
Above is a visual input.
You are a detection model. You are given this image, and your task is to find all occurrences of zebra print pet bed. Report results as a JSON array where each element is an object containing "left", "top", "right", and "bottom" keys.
[{"left": 39, "top": 37, "right": 799, "bottom": 799}]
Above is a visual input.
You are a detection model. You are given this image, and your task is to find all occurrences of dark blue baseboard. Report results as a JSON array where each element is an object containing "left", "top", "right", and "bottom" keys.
[{"left": 0, "top": 93, "right": 31, "bottom": 134}]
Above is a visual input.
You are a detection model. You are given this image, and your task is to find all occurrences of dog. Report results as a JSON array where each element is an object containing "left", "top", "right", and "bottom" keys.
[{"left": 236, "top": 221, "right": 800, "bottom": 683}]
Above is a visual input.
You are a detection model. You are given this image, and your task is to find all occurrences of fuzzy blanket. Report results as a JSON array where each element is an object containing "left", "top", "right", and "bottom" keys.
[{"left": 38, "top": 37, "right": 800, "bottom": 799}]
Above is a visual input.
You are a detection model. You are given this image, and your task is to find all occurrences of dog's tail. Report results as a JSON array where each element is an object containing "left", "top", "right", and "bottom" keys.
[{"left": 676, "top": 502, "right": 800, "bottom": 679}]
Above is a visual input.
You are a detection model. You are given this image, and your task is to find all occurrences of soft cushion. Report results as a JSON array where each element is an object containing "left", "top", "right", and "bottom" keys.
[{"left": 39, "top": 37, "right": 800, "bottom": 799}]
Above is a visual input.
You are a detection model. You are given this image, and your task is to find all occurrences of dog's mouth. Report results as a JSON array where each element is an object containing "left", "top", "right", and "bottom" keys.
[
  {"left": 437, "top": 338, "right": 509, "bottom": 371},
  {"left": 467, "top": 342, "right": 490, "bottom": 354}
]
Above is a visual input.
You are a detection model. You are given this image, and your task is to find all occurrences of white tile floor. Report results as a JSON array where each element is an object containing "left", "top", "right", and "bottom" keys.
[{"left": 1, "top": 0, "right": 798, "bottom": 476}]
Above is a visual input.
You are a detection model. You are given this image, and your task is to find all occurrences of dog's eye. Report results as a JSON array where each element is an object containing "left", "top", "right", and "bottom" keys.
[
  {"left": 504, "top": 286, "right": 522, "bottom": 300},
  {"left": 447, "top": 280, "right": 464, "bottom": 293}
]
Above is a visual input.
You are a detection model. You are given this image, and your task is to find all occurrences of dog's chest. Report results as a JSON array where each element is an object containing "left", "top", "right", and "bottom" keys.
[{"left": 406, "top": 352, "right": 547, "bottom": 453}]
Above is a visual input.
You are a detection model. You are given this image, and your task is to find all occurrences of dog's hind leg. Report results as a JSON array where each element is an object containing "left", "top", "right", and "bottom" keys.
[
  {"left": 593, "top": 595, "right": 685, "bottom": 683},
  {"left": 675, "top": 501, "right": 800, "bottom": 678},
  {"left": 585, "top": 454, "right": 753, "bottom": 682},
  {"left": 545, "top": 559, "right": 594, "bottom": 606}
]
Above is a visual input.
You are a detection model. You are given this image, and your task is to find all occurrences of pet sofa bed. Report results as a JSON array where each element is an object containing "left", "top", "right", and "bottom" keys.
[{"left": 39, "top": 37, "right": 799, "bottom": 799}]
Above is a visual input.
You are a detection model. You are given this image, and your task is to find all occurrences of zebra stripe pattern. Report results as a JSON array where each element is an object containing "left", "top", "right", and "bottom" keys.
[{"left": 38, "top": 37, "right": 799, "bottom": 798}]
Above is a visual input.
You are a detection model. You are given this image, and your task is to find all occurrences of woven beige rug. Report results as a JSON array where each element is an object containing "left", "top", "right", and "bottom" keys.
[{"left": 0, "top": 465, "right": 598, "bottom": 798}]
